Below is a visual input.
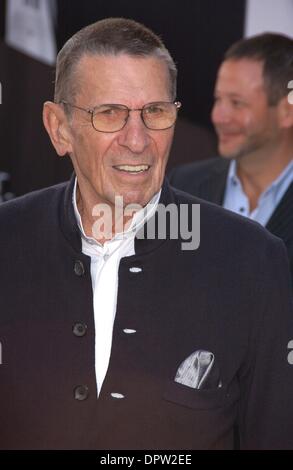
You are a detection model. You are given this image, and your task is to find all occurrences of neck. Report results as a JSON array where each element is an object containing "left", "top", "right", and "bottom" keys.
[
  {"left": 76, "top": 185, "right": 137, "bottom": 245},
  {"left": 236, "top": 139, "right": 292, "bottom": 211}
]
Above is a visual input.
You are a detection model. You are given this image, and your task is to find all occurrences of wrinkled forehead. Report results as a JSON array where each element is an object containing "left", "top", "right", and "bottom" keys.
[{"left": 71, "top": 53, "right": 172, "bottom": 103}]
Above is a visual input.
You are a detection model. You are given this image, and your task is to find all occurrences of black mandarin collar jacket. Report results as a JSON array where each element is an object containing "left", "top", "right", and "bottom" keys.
[{"left": 0, "top": 176, "right": 293, "bottom": 449}]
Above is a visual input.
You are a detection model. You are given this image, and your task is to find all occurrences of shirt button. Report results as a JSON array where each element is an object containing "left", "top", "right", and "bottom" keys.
[
  {"left": 74, "top": 260, "right": 85, "bottom": 276},
  {"left": 239, "top": 207, "right": 245, "bottom": 213},
  {"left": 103, "top": 254, "right": 110, "bottom": 261},
  {"left": 110, "top": 392, "right": 125, "bottom": 399},
  {"left": 73, "top": 323, "right": 87, "bottom": 337},
  {"left": 74, "top": 385, "right": 89, "bottom": 401}
]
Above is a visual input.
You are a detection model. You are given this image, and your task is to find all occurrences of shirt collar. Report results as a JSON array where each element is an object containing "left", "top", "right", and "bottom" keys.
[
  {"left": 266, "top": 159, "right": 293, "bottom": 191},
  {"left": 227, "top": 158, "right": 293, "bottom": 200},
  {"left": 72, "top": 177, "right": 161, "bottom": 247},
  {"left": 227, "top": 159, "right": 238, "bottom": 185}
]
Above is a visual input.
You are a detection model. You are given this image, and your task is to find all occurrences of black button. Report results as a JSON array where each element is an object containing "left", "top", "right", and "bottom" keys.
[
  {"left": 74, "top": 385, "right": 89, "bottom": 401},
  {"left": 74, "top": 260, "right": 85, "bottom": 276},
  {"left": 73, "top": 323, "right": 87, "bottom": 337},
  {"left": 239, "top": 207, "right": 245, "bottom": 213}
]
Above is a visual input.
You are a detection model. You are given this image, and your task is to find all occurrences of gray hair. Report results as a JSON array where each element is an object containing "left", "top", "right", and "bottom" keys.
[{"left": 54, "top": 17, "right": 177, "bottom": 104}]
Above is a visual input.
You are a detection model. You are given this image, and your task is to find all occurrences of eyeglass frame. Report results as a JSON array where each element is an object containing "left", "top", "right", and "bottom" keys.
[{"left": 59, "top": 100, "right": 182, "bottom": 133}]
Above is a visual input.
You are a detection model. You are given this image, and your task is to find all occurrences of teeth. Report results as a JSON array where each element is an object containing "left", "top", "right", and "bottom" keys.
[{"left": 115, "top": 165, "right": 150, "bottom": 173}]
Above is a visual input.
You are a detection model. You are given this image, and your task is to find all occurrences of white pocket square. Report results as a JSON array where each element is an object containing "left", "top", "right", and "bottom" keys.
[{"left": 174, "top": 350, "right": 222, "bottom": 389}]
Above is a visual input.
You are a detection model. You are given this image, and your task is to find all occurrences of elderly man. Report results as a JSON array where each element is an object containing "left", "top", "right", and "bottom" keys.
[
  {"left": 0, "top": 19, "right": 293, "bottom": 450},
  {"left": 169, "top": 33, "right": 293, "bottom": 287}
]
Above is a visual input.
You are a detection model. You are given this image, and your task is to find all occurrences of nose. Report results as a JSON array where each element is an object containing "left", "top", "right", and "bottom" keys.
[
  {"left": 117, "top": 110, "right": 151, "bottom": 154},
  {"left": 211, "top": 100, "right": 232, "bottom": 126}
]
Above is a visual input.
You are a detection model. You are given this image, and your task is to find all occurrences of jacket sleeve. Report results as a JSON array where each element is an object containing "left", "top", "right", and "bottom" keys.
[{"left": 238, "top": 237, "right": 293, "bottom": 449}]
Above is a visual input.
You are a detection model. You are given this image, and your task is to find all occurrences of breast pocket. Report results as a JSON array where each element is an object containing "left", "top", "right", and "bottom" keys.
[{"left": 163, "top": 379, "right": 239, "bottom": 411}]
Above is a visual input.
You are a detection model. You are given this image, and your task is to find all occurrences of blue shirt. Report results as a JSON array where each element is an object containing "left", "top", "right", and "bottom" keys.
[{"left": 223, "top": 159, "right": 293, "bottom": 226}]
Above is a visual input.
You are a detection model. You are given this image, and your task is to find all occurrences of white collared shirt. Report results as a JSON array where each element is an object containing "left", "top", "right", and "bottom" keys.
[
  {"left": 72, "top": 179, "right": 160, "bottom": 396},
  {"left": 223, "top": 159, "right": 293, "bottom": 226}
]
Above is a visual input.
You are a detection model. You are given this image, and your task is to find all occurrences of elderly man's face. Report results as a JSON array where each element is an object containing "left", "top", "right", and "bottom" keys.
[{"left": 65, "top": 54, "right": 174, "bottom": 209}]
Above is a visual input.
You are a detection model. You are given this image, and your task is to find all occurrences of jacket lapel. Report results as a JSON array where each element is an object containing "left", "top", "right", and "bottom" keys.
[
  {"left": 266, "top": 182, "right": 293, "bottom": 243},
  {"left": 197, "top": 160, "right": 229, "bottom": 204}
]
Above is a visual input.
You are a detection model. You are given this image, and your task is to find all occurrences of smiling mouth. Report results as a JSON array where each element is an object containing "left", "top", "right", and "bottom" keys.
[
  {"left": 113, "top": 164, "right": 151, "bottom": 174},
  {"left": 218, "top": 129, "right": 242, "bottom": 138}
]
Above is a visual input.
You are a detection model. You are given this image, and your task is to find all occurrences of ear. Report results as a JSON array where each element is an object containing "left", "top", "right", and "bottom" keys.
[
  {"left": 43, "top": 101, "right": 73, "bottom": 156},
  {"left": 276, "top": 96, "right": 293, "bottom": 129}
]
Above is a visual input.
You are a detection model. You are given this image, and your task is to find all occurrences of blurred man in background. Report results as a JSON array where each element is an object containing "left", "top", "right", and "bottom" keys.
[{"left": 170, "top": 33, "right": 293, "bottom": 287}]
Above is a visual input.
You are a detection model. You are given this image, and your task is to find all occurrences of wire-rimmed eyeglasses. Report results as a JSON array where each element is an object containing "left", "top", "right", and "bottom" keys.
[{"left": 60, "top": 100, "right": 182, "bottom": 133}]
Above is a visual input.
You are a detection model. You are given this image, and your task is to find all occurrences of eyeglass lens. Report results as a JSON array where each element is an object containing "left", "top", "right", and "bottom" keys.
[{"left": 92, "top": 103, "right": 179, "bottom": 132}]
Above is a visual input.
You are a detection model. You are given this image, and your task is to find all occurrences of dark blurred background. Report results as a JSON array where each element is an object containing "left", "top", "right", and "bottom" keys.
[{"left": 0, "top": 0, "right": 246, "bottom": 196}]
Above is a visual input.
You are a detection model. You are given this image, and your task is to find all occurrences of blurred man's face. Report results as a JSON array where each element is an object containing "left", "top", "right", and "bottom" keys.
[
  {"left": 66, "top": 54, "right": 174, "bottom": 209},
  {"left": 211, "top": 59, "right": 281, "bottom": 160}
]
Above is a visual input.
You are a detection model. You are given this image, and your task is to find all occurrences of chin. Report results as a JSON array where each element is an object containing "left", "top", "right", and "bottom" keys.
[
  {"left": 118, "top": 192, "right": 144, "bottom": 208},
  {"left": 124, "top": 184, "right": 160, "bottom": 206},
  {"left": 219, "top": 145, "right": 242, "bottom": 160},
  {"left": 219, "top": 149, "right": 235, "bottom": 159}
]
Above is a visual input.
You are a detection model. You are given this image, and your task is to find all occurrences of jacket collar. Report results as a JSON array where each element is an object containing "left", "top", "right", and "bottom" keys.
[
  {"left": 197, "top": 158, "right": 229, "bottom": 204},
  {"left": 59, "top": 173, "right": 83, "bottom": 253},
  {"left": 59, "top": 173, "right": 175, "bottom": 255},
  {"left": 266, "top": 181, "right": 293, "bottom": 242},
  {"left": 134, "top": 177, "right": 175, "bottom": 256}
]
